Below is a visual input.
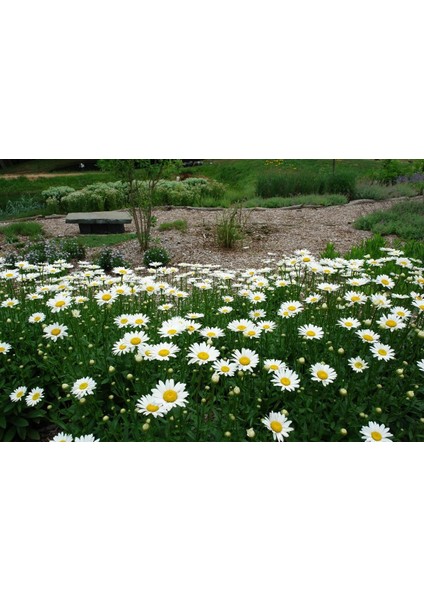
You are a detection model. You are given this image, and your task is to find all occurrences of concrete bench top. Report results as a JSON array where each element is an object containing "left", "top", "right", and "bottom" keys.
[{"left": 66, "top": 211, "right": 132, "bottom": 224}]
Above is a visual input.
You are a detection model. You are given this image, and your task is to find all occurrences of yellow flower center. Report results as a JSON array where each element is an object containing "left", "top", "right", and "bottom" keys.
[
  {"left": 363, "top": 334, "right": 373, "bottom": 341},
  {"left": 386, "top": 319, "right": 396, "bottom": 328},
  {"left": 253, "top": 296, "right": 261, "bottom": 301},
  {"left": 130, "top": 337, "right": 142, "bottom": 345},
  {"left": 371, "top": 431, "right": 382, "bottom": 441},
  {"left": 0, "top": 347, "right": 5, "bottom": 353},
  {"left": 280, "top": 377, "right": 291, "bottom": 386},
  {"left": 345, "top": 321, "right": 352, "bottom": 327},
  {"left": 351, "top": 295, "right": 360, "bottom": 302},
  {"left": 163, "top": 390, "right": 178, "bottom": 403},
  {"left": 119, "top": 344, "right": 127, "bottom": 350},
  {"left": 17, "top": 391, "right": 24, "bottom": 398},
  {"left": 102, "top": 294, "right": 112, "bottom": 301},
  {"left": 302, "top": 257, "right": 311, "bottom": 262},
  {"left": 317, "top": 370, "right": 328, "bottom": 380},
  {"left": 146, "top": 403, "right": 159, "bottom": 412},
  {"left": 146, "top": 286, "right": 155, "bottom": 292},
  {"left": 167, "top": 329, "right": 177, "bottom": 335},
  {"left": 51, "top": 328, "right": 61, "bottom": 336},
  {"left": 221, "top": 365, "right": 230, "bottom": 373},
  {"left": 306, "top": 330, "right": 316, "bottom": 337},
  {"left": 55, "top": 300, "right": 66, "bottom": 307},
  {"left": 378, "top": 349, "right": 387, "bottom": 356},
  {"left": 239, "top": 356, "right": 251, "bottom": 366},
  {"left": 32, "top": 393, "right": 40, "bottom": 401},
  {"left": 246, "top": 330, "right": 256, "bottom": 337},
  {"left": 288, "top": 305, "right": 296, "bottom": 311},
  {"left": 120, "top": 319, "right": 128, "bottom": 324},
  {"left": 381, "top": 279, "right": 389, "bottom": 285},
  {"left": 237, "top": 325, "right": 246, "bottom": 331},
  {"left": 135, "top": 319, "right": 144, "bottom": 325},
  {"left": 79, "top": 382, "right": 89, "bottom": 390},
  {"left": 198, "top": 352, "right": 209, "bottom": 361},
  {"left": 354, "top": 362, "right": 363, "bottom": 369},
  {"left": 158, "top": 349, "right": 170, "bottom": 357},
  {"left": 270, "top": 420, "right": 283, "bottom": 433},
  {"left": 207, "top": 332, "right": 216, "bottom": 337}
]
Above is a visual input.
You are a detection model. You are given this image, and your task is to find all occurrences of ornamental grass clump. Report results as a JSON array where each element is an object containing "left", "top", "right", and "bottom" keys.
[{"left": 0, "top": 244, "right": 423, "bottom": 442}]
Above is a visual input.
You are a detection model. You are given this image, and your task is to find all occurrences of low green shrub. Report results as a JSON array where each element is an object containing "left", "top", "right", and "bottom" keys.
[
  {"left": 143, "top": 246, "right": 171, "bottom": 267},
  {"left": 16, "top": 238, "right": 86, "bottom": 264},
  {"left": 244, "top": 194, "right": 347, "bottom": 208},
  {"left": 256, "top": 171, "right": 356, "bottom": 200},
  {"left": 158, "top": 219, "right": 188, "bottom": 232},
  {"left": 355, "top": 182, "right": 421, "bottom": 201},
  {"left": 354, "top": 200, "right": 424, "bottom": 241},
  {"left": 0, "top": 221, "right": 44, "bottom": 240},
  {"left": 45, "top": 182, "right": 128, "bottom": 213},
  {"left": 95, "top": 247, "right": 130, "bottom": 272}
]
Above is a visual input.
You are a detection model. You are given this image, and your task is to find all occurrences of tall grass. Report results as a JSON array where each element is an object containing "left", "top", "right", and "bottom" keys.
[
  {"left": 256, "top": 171, "right": 356, "bottom": 200},
  {"left": 244, "top": 194, "right": 347, "bottom": 208}
]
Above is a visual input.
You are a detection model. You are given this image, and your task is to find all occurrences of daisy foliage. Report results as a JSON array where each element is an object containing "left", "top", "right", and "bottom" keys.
[{"left": 1, "top": 245, "right": 424, "bottom": 442}]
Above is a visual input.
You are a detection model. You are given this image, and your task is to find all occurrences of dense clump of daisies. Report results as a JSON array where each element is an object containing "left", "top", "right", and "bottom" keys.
[{"left": 0, "top": 247, "right": 423, "bottom": 442}]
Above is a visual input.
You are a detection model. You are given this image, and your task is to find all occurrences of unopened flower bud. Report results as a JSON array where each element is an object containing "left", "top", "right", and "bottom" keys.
[{"left": 246, "top": 428, "right": 255, "bottom": 439}]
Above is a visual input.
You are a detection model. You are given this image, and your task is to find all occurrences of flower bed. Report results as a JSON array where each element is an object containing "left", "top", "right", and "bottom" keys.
[{"left": 1, "top": 247, "right": 423, "bottom": 442}]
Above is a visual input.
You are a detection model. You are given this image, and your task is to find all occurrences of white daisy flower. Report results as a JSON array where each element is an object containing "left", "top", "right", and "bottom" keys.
[
  {"left": 112, "top": 339, "right": 132, "bottom": 355},
  {"left": 129, "top": 313, "right": 150, "bottom": 327},
  {"left": 1, "top": 298, "right": 19, "bottom": 308},
  {"left": 50, "top": 432, "right": 74, "bottom": 442},
  {"left": 0, "top": 341, "right": 12, "bottom": 354},
  {"left": 344, "top": 290, "right": 367, "bottom": 305},
  {"left": 360, "top": 421, "right": 393, "bottom": 442},
  {"left": 278, "top": 300, "right": 304, "bottom": 318},
  {"left": 123, "top": 330, "right": 150, "bottom": 350},
  {"left": 310, "top": 363, "right": 337, "bottom": 386},
  {"left": 43, "top": 323, "right": 69, "bottom": 342},
  {"left": 212, "top": 359, "right": 237, "bottom": 377},
  {"left": 151, "top": 379, "right": 189, "bottom": 410},
  {"left": 375, "top": 275, "right": 395, "bottom": 289},
  {"left": 10, "top": 386, "right": 27, "bottom": 402},
  {"left": 263, "top": 359, "right": 287, "bottom": 373},
  {"left": 257, "top": 320, "right": 277, "bottom": 333},
  {"left": 337, "top": 317, "right": 361, "bottom": 329},
  {"left": 150, "top": 342, "right": 180, "bottom": 361},
  {"left": 232, "top": 348, "right": 259, "bottom": 372},
  {"left": 114, "top": 314, "right": 133, "bottom": 328},
  {"left": 249, "top": 308, "right": 266, "bottom": 320},
  {"left": 200, "top": 327, "right": 225, "bottom": 339},
  {"left": 377, "top": 314, "right": 406, "bottom": 331},
  {"left": 94, "top": 289, "right": 118, "bottom": 306},
  {"left": 356, "top": 329, "right": 380, "bottom": 344},
  {"left": 348, "top": 357, "right": 369, "bottom": 373},
  {"left": 26, "top": 387, "right": 44, "bottom": 406},
  {"left": 417, "top": 359, "right": 424, "bottom": 373},
  {"left": 136, "top": 395, "right": 169, "bottom": 418},
  {"left": 227, "top": 319, "right": 254, "bottom": 333},
  {"left": 370, "top": 343, "right": 396, "bottom": 362},
  {"left": 272, "top": 367, "right": 301, "bottom": 392},
  {"left": 262, "top": 412, "right": 294, "bottom": 442},
  {"left": 187, "top": 342, "right": 220, "bottom": 365},
  {"left": 74, "top": 434, "right": 100, "bottom": 442},
  {"left": 71, "top": 377, "right": 97, "bottom": 399},
  {"left": 46, "top": 294, "right": 72, "bottom": 312},
  {"left": 28, "top": 312, "right": 46, "bottom": 324},
  {"left": 298, "top": 323, "right": 324, "bottom": 340}
]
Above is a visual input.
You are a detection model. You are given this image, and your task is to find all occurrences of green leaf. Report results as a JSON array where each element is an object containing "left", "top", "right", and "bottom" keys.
[
  {"left": 2, "top": 427, "right": 16, "bottom": 442},
  {"left": 11, "top": 417, "right": 29, "bottom": 427}
]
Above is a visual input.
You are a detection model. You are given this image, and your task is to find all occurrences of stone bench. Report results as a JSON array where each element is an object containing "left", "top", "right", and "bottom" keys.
[{"left": 65, "top": 211, "right": 132, "bottom": 234}]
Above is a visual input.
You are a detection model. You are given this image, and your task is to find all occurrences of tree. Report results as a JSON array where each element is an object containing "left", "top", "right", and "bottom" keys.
[{"left": 98, "top": 159, "right": 181, "bottom": 251}]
